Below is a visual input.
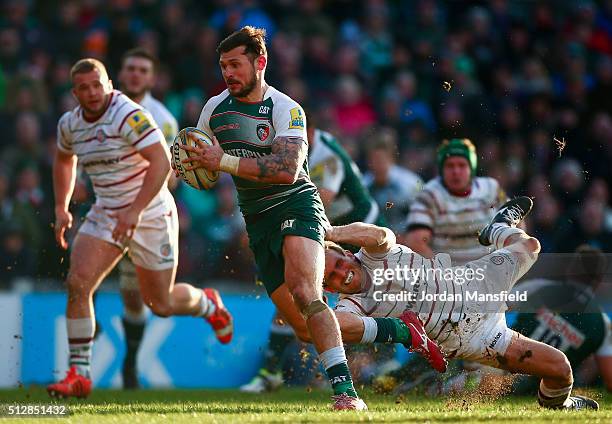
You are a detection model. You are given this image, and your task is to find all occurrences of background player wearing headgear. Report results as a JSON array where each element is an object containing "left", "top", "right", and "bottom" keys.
[
  {"left": 241, "top": 124, "right": 384, "bottom": 393},
  {"left": 116, "top": 48, "right": 179, "bottom": 389},
  {"left": 404, "top": 138, "right": 507, "bottom": 265}
]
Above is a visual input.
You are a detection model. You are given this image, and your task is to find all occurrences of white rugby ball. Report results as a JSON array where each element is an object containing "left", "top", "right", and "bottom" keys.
[{"left": 172, "top": 127, "right": 219, "bottom": 190}]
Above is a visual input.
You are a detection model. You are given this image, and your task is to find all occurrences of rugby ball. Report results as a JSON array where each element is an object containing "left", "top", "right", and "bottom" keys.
[{"left": 172, "top": 127, "right": 219, "bottom": 190}]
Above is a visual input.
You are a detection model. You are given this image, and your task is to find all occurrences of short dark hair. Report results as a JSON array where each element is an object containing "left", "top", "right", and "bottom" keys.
[
  {"left": 70, "top": 58, "right": 108, "bottom": 81},
  {"left": 121, "top": 47, "right": 158, "bottom": 71},
  {"left": 367, "top": 127, "right": 399, "bottom": 158},
  {"left": 216, "top": 26, "right": 267, "bottom": 61}
]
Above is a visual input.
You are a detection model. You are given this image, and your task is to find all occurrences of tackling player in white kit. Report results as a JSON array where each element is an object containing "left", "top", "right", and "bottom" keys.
[
  {"left": 47, "top": 58, "right": 233, "bottom": 399},
  {"left": 324, "top": 197, "right": 599, "bottom": 411}
]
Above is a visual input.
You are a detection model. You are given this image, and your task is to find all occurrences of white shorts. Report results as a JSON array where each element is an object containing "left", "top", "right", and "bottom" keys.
[
  {"left": 78, "top": 203, "right": 179, "bottom": 272},
  {"left": 441, "top": 312, "right": 515, "bottom": 367},
  {"left": 438, "top": 245, "right": 537, "bottom": 366}
]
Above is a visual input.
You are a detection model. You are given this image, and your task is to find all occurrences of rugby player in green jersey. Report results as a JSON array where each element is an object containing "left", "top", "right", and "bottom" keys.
[
  {"left": 179, "top": 26, "right": 366, "bottom": 410},
  {"left": 241, "top": 123, "right": 386, "bottom": 394}
]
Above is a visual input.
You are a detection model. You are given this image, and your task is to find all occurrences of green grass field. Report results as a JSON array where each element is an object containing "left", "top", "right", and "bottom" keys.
[{"left": 0, "top": 387, "right": 609, "bottom": 423}]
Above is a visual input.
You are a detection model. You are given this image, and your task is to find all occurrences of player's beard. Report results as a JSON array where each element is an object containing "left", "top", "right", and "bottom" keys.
[
  {"left": 228, "top": 70, "right": 257, "bottom": 98},
  {"left": 82, "top": 94, "right": 110, "bottom": 117}
]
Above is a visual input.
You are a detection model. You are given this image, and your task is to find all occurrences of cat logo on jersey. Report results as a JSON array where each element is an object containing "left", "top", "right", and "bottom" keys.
[
  {"left": 288, "top": 107, "right": 304, "bottom": 129},
  {"left": 127, "top": 111, "right": 152, "bottom": 135},
  {"left": 256, "top": 123, "right": 270, "bottom": 141}
]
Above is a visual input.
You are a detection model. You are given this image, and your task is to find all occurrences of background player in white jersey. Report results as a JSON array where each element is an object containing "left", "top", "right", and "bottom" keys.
[
  {"left": 324, "top": 197, "right": 599, "bottom": 411},
  {"left": 116, "top": 48, "right": 179, "bottom": 389},
  {"left": 47, "top": 58, "right": 233, "bottom": 399},
  {"left": 404, "top": 138, "right": 506, "bottom": 265}
]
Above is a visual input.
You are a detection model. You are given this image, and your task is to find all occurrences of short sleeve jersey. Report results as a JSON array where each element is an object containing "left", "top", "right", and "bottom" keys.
[
  {"left": 197, "top": 87, "right": 317, "bottom": 216},
  {"left": 406, "top": 176, "right": 506, "bottom": 265},
  {"left": 57, "top": 90, "right": 170, "bottom": 214},
  {"left": 511, "top": 279, "right": 612, "bottom": 366},
  {"left": 309, "top": 129, "right": 379, "bottom": 225},
  {"left": 140, "top": 92, "right": 178, "bottom": 146}
]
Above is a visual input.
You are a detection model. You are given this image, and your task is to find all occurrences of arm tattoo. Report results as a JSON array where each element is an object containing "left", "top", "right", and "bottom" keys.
[{"left": 256, "top": 136, "right": 307, "bottom": 180}]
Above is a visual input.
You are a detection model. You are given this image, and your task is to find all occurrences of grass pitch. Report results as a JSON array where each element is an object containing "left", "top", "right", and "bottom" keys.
[{"left": 0, "top": 387, "right": 609, "bottom": 423}]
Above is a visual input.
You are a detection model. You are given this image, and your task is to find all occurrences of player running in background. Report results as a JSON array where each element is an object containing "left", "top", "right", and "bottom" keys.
[
  {"left": 116, "top": 48, "right": 179, "bottom": 389},
  {"left": 47, "top": 58, "right": 232, "bottom": 399},
  {"left": 324, "top": 197, "right": 599, "bottom": 410},
  {"left": 179, "top": 27, "right": 365, "bottom": 410},
  {"left": 241, "top": 122, "right": 384, "bottom": 393}
]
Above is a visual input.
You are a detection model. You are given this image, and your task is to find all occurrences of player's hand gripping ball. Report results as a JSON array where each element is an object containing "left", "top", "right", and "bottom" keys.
[{"left": 172, "top": 127, "right": 219, "bottom": 190}]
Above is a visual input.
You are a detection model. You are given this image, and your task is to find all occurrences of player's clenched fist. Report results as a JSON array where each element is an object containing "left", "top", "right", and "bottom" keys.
[{"left": 54, "top": 206, "right": 73, "bottom": 250}]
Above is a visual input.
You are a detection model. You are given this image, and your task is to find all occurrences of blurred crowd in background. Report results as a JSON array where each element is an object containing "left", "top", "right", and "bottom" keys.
[{"left": 0, "top": 0, "right": 611, "bottom": 289}]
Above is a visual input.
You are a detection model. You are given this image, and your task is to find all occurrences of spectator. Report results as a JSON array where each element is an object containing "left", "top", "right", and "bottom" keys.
[
  {"left": 0, "top": 0, "right": 610, "bottom": 287},
  {"left": 555, "top": 199, "right": 612, "bottom": 252}
]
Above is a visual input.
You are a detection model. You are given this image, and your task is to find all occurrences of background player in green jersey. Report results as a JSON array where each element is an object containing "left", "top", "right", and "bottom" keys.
[
  {"left": 509, "top": 245, "right": 612, "bottom": 393},
  {"left": 179, "top": 26, "right": 366, "bottom": 410}
]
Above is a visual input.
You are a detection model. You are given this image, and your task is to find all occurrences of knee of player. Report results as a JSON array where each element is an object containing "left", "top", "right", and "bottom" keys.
[
  {"left": 66, "top": 272, "right": 94, "bottom": 295},
  {"left": 148, "top": 302, "right": 172, "bottom": 318},
  {"left": 289, "top": 286, "right": 318, "bottom": 311},
  {"left": 294, "top": 327, "right": 312, "bottom": 343},
  {"left": 522, "top": 237, "right": 541, "bottom": 255},
  {"left": 551, "top": 350, "right": 573, "bottom": 384}
]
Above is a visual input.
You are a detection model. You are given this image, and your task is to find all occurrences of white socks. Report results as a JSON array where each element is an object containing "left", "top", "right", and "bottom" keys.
[
  {"left": 67, "top": 317, "right": 95, "bottom": 378},
  {"left": 195, "top": 291, "right": 216, "bottom": 318},
  {"left": 538, "top": 380, "right": 572, "bottom": 408},
  {"left": 123, "top": 307, "right": 146, "bottom": 325},
  {"left": 488, "top": 224, "right": 526, "bottom": 250},
  {"left": 360, "top": 317, "right": 378, "bottom": 343},
  {"left": 319, "top": 346, "right": 347, "bottom": 370}
]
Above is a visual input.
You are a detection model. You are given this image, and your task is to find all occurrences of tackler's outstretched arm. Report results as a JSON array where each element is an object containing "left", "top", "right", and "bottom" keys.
[{"left": 325, "top": 222, "right": 396, "bottom": 255}]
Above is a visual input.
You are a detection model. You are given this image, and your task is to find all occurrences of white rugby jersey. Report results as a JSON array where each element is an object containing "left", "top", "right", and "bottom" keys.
[
  {"left": 406, "top": 177, "right": 506, "bottom": 265},
  {"left": 335, "top": 245, "right": 496, "bottom": 355},
  {"left": 140, "top": 92, "right": 178, "bottom": 145},
  {"left": 57, "top": 90, "right": 172, "bottom": 215}
]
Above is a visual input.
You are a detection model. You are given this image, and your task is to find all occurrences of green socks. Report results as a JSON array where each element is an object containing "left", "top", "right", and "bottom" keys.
[{"left": 373, "top": 317, "right": 412, "bottom": 345}]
